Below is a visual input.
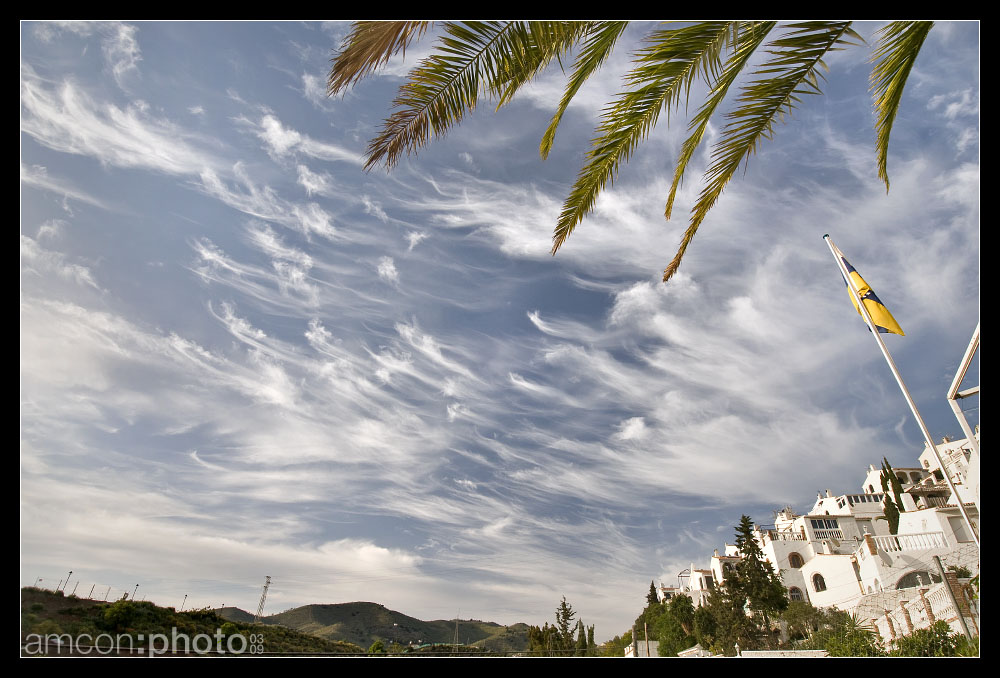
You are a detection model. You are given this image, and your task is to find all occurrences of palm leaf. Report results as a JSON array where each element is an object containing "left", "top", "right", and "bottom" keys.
[
  {"left": 495, "top": 21, "right": 596, "bottom": 109},
  {"left": 870, "top": 21, "right": 933, "bottom": 191},
  {"left": 365, "top": 21, "right": 584, "bottom": 172},
  {"left": 328, "top": 21, "right": 431, "bottom": 95},
  {"left": 662, "top": 21, "right": 862, "bottom": 282},
  {"left": 551, "top": 21, "right": 737, "bottom": 255},
  {"left": 539, "top": 21, "right": 629, "bottom": 160},
  {"left": 664, "top": 22, "right": 774, "bottom": 220}
]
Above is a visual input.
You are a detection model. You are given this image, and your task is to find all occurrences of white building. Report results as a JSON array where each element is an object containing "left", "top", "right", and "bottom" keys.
[{"left": 658, "top": 435, "right": 980, "bottom": 646}]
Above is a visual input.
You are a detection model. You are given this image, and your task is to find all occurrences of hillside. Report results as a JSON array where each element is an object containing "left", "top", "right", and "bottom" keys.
[
  {"left": 21, "top": 588, "right": 364, "bottom": 656},
  {"left": 220, "top": 601, "right": 530, "bottom": 652}
]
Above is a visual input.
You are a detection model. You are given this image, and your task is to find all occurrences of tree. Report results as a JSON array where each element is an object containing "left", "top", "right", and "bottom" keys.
[
  {"left": 329, "top": 21, "right": 932, "bottom": 282},
  {"left": 646, "top": 579, "right": 658, "bottom": 606},
  {"left": 878, "top": 457, "right": 905, "bottom": 534},
  {"left": 653, "top": 595, "right": 698, "bottom": 656},
  {"left": 554, "top": 596, "right": 576, "bottom": 652},
  {"left": 732, "top": 515, "right": 789, "bottom": 632},
  {"left": 694, "top": 516, "right": 788, "bottom": 653}
]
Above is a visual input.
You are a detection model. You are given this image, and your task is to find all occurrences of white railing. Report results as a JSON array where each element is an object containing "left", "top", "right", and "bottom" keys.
[
  {"left": 764, "top": 530, "right": 805, "bottom": 542},
  {"left": 872, "top": 532, "right": 947, "bottom": 552},
  {"left": 813, "top": 529, "right": 844, "bottom": 540}
]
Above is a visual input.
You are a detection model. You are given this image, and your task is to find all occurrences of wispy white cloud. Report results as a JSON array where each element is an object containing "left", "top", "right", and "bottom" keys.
[
  {"left": 21, "top": 65, "right": 220, "bottom": 176},
  {"left": 33, "top": 21, "right": 142, "bottom": 89},
  {"left": 250, "top": 114, "right": 363, "bottom": 165},
  {"left": 377, "top": 256, "right": 399, "bottom": 283},
  {"left": 199, "top": 165, "right": 337, "bottom": 240},
  {"left": 20, "top": 235, "right": 101, "bottom": 290}
]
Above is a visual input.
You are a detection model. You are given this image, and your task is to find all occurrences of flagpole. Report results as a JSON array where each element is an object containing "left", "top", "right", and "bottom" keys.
[{"left": 823, "top": 235, "right": 979, "bottom": 548}]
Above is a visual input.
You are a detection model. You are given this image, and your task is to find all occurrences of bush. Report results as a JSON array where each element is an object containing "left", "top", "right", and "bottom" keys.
[{"left": 891, "top": 621, "right": 968, "bottom": 657}]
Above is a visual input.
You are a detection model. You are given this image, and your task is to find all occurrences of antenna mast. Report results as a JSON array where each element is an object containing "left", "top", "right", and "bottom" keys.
[{"left": 254, "top": 576, "right": 272, "bottom": 623}]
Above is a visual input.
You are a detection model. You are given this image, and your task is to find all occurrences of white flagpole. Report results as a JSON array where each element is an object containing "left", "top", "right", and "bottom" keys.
[{"left": 824, "top": 235, "right": 978, "bottom": 547}]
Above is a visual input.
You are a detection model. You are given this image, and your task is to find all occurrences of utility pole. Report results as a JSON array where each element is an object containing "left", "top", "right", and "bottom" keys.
[
  {"left": 71, "top": 582, "right": 79, "bottom": 596},
  {"left": 131, "top": 584, "right": 139, "bottom": 600},
  {"left": 180, "top": 594, "right": 188, "bottom": 612},
  {"left": 104, "top": 586, "right": 112, "bottom": 601},
  {"left": 254, "top": 576, "right": 271, "bottom": 623}
]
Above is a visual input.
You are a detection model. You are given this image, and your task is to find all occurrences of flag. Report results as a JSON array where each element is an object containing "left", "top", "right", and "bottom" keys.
[{"left": 829, "top": 240, "right": 905, "bottom": 336}]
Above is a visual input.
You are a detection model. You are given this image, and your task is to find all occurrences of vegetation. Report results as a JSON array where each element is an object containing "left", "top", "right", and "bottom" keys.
[
  {"left": 21, "top": 587, "right": 364, "bottom": 656},
  {"left": 526, "top": 597, "right": 596, "bottom": 656},
  {"left": 329, "top": 21, "right": 932, "bottom": 282},
  {"left": 878, "top": 457, "right": 906, "bottom": 534},
  {"left": 888, "top": 621, "right": 975, "bottom": 657},
  {"left": 219, "top": 600, "right": 529, "bottom": 652}
]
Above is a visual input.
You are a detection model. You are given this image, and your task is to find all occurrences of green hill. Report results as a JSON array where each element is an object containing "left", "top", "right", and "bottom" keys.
[
  {"left": 21, "top": 588, "right": 364, "bottom": 656},
  {"left": 220, "top": 601, "right": 530, "bottom": 652}
]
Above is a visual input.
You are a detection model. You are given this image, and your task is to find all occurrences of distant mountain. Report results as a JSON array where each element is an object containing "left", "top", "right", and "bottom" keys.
[{"left": 219, "top": 601, "right": 530, "bottom": 652}]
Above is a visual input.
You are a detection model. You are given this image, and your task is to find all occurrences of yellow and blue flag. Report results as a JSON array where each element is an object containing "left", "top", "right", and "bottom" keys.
[{"left": 828, "top": 240, "right": 904, "bottom": 336}]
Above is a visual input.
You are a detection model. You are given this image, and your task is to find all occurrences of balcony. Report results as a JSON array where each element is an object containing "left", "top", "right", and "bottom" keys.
[
  {"left": 872, "top": 532, "right": 947, "bottom": 552},
  {"left": 762, "top": 530, "right": 805, "bottom": 543},
  {"left": 812, "top": 529, "right": 844, "bottom": 540},
  {"left": 857, "top": 531, "right": 948, "bottom": 561}
]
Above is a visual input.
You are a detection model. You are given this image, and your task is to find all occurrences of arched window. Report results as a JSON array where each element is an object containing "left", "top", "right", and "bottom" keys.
[
  {"left": 788, "top": 552, "right": 804, "bottom": 569},
  {"left": 789, "top": 587, "right": 803, "bottom": 602},
  {"left": 910, "top": 472, "right": 922, "bottom": 484},
  {"left": 896, "top": 473, "right": 907, "bottom": 484},
  {"left": 868, "top": 484, "right": 875, "bottom": 493},
  {"left": 812, "top": 573, "right": 827, "bottom": 592}
]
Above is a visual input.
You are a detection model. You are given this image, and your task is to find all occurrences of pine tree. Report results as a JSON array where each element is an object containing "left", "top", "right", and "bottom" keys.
[
  {"left": 555, "top": 596, "right": 576, "bottom": 653},
  {"left": 734, "top": 515, "right": 788, "bottom": 631},
  {"left": 646, "top": 580, "right": 658, "bottom": 606},
  {"left": 575, "top": 620, "right": 588, "bottom": 656}
]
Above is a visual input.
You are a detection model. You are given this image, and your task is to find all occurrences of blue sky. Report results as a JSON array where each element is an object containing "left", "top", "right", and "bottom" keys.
[{"left": 20, "top": 21, "right": 978, "bottom": 638}]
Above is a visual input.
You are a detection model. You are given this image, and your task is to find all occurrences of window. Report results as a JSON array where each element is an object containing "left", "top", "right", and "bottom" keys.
[
  {"left": 910, "top": 472, "right": 922, "bottom": 484},
  {"left": 812, "top": 574, "right": 827, "bottom": 592},
  {"left": 789, "top": 587, "right": 803, "bottom": 602},
  {"left": 810, "top": 519, "right": 840, "bottom": 530},
  {"left": 788, "top": 552, "right": 804, "bottom": 569}
]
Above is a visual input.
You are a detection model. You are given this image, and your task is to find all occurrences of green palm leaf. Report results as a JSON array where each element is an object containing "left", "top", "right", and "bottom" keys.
[
  {"left": 664, "top": 22, "right": 774, "bottom": 220},
  {"left": 662, "top": 21, "right": 862, "bottom": 282},
  {"left": 365, "top": 21, "right": 586, "bottom": 172},
  {"left": 552, "top": 21, "right": 737, "bottom": 255},
  {"left": 328, "top": 21, "right": 431, "bottom": 95},
  {"left": 870, "top": 21, "right": 933, "bottom": 191},
  {"left": 539, "top": 21, "right": 629, "bottom": 160},
  {"left": 495, "top": 21, "right": 596, "bottom": 109}
]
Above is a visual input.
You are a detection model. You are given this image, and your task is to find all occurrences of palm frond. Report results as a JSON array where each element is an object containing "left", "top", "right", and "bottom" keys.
[
  {"left": 495, "top": 21, "right": 596, "bottom": 109},
  {"left": 662, "top": 21, "right": 861, "bottom": 282},
  {"left": 539, "top": 21, "right": 629, "bottom": 160},
  {"left": 870, "top": 21, "right": 933, "bottom": 192},
  {"left": 365, "top": 22, "right": 582, "bottom": 171},
  {"left": 664, "top": 21, "right": 774, "bottom": 220},
  {"left": 328, "top": 21, "right": 431, "bottom": 95},
  {"left": 551, "top": 21, "right": 737, "bottom": 255}
]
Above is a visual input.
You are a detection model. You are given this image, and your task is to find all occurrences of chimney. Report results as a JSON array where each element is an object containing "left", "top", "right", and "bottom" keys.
[{"left": 825, "top": 489, "right": 833, "bottom": 498}]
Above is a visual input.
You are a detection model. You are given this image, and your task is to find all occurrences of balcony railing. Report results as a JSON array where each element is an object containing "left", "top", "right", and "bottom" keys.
[
  {"left": 763, "top": 530, "right": 805, "bottom": 542},
  {"left": 812, "top": 529, "right": 844, "bottom": 540},
  {"left": 873, "top": 531, "right": 947, "bottom": 552}
]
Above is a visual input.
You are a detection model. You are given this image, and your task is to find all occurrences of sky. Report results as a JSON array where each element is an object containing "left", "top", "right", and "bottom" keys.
[{"left": 20, "top": 21, "right": 979, "bottom": 640}]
